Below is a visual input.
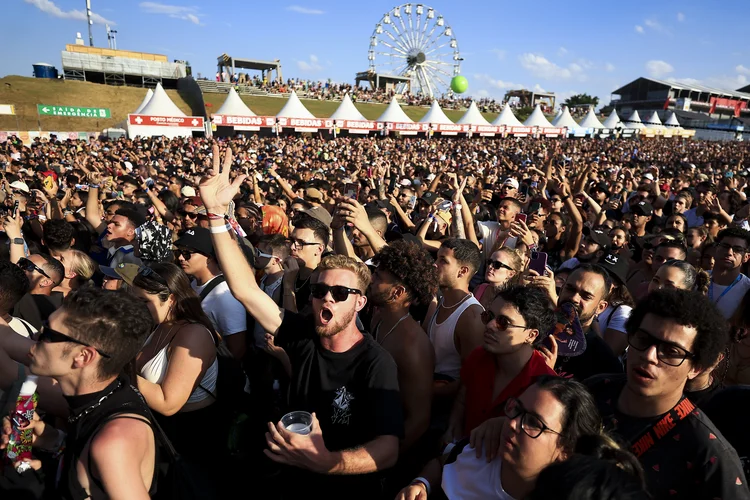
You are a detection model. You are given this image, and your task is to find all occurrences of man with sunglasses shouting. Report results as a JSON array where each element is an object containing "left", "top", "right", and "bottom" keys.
[
  {"left": 199, "top": 145, "right": 402, "bottom": 500},
  {"left": 585, "top": 289, "right": 749, "bottom": 499}
]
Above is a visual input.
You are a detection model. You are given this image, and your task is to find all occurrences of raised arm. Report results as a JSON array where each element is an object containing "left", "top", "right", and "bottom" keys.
[
  {"left": 199, "top": 145, "right": 285, "bottom": 335},
  {"left": 85, "top": 173, "right": 107, "bottom": 234}
]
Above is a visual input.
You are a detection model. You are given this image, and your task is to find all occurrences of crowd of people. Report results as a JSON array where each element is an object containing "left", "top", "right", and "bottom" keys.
[{"left": 0, "top": 131, "right": 749, "bottom": 499}]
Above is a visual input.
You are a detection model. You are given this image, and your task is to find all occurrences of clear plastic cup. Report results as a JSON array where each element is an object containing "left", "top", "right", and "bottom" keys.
[{"left": 281, "top": 411, "right": 313, "bottom": 435}]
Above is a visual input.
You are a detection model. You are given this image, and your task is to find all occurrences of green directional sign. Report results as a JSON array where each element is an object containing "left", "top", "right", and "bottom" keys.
[{"left": 37, "top": 104, "right": 111, "bottom": 118}]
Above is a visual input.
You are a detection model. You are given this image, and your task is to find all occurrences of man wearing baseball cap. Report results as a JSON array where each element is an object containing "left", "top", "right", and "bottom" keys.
[
  {"left": 174, "top": 227, "right": 248, "bottom": 359},
  {"left": 558, "top": 226, "right": 611, "bottom": 271},
  {"left": 499, "top": 178, "right": 519, "bottom": 199}
]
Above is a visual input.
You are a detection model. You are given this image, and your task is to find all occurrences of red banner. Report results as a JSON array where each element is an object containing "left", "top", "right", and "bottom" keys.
[
  {"left": 709, "top": 97, "right": 747, "bottom": 117},
  {"left": 128, "top": 115, "right": 204, "bottom": 128}
]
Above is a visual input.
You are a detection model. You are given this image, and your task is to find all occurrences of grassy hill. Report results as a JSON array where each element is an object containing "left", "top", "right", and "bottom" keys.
[{"left": 0, "top": 75, "right": 508, "bottom": 131}]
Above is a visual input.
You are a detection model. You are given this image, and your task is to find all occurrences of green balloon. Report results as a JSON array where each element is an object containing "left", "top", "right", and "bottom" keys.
[{"left": 451, "top": 75, "right": 468, "bottom": 94}]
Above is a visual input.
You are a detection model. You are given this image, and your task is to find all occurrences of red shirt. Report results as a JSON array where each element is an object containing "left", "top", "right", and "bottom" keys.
[{"left": 461, "top": 347, "right": 557, "bottom": 436}]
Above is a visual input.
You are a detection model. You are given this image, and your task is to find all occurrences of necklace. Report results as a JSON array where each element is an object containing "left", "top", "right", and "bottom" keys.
[
  {"left": 295, "top": 273, "right": 311, "bottom": 292},
  {"left": 377, "top": 313, "right": 411, "bottom": 345},
  {"left": 68, "top": 380, "right": 122, "bottom": 423},
  {"left": 441, "top": 292, "right": 471, "bottom": 309}
]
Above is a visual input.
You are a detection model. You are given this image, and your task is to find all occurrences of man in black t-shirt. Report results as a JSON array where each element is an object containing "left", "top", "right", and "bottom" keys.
[
  {"left": 205, "top": 161, "right": 402, "bottom": 500},
  {"left": 585, "top": 289, "right": 749, "bottom": 499}
]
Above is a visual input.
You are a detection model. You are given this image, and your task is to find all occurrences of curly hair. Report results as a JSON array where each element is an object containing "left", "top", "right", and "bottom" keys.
[
  {"left": 0, "top": 260, "right": 29, "bottom": 313},
  {"left": 371, "top": 240, "right": 438, "bottom": 306},
  {"left": 625, "top": 289, "right": 728, "bottom": 370}
]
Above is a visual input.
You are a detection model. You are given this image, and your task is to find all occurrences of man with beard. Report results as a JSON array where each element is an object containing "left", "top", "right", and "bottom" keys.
[
  {"left": 546, "top": 264, "right": 623, "bottom": 380},
  {"left": 585, "top": 290, "right": 749, "bottom": 499},
  {"left": 557, "top": 227, "right": 611, "bottom": 271},
  {"left": 174, "top": 226, "right": 248, "bottom": 359},
  {"left": 445, "top": 286, "right": 557, "bottom": 442},
  {"left": 201, "top": 146, "right": 402, "bottom": 500}
]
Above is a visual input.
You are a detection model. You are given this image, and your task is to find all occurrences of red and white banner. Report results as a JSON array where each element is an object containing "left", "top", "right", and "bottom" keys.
[
  {"left": 332, "top": 120, "right": 384, "bottom": 131},
  {"left": 213, "top": 115, "right": 275, "bottom": 127},
  {"left": 129, "top": 115, "right": 204, "bottom": 128}
]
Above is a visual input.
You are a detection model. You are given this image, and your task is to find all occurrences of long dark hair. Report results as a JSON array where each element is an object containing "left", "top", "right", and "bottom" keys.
[{"left": 132, "top": 262, "right": 220, "bottom": 344}]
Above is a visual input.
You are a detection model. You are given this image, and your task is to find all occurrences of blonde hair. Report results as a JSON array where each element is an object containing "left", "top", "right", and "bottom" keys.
[
  {"left": 492, "top": 247, "right": 524, "bottom": 272},
  {"left": 318, "top": 254, "right": 372, "bottom": 293},
  {"left": 68, "top": 250, "right": 96, "bottom": 282}
]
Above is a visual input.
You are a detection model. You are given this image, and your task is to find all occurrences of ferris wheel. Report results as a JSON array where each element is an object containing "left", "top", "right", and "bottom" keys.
[{"left": 368, "top": 4, "right": 462, "bottom": 98}]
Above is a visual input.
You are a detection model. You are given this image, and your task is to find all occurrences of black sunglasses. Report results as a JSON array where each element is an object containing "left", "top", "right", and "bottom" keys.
[
  {"left": 480, "top": 310, "right": 529, "bottom": 331},
  {"left": 286, "top": 238, "right": 321, "bottom": 248},
  {"left": 173, "top": 248, "right": 205, "bottom": 262},
  {"left": 488, "top": 259, "right": 514, "bottom": 272},
  {"left": 38, "top": 324, "right": 111, "bottom": 358},
  {"left": 310, "top": 283, "right": 362, "bottom": 302},
  {"left": 17, "top": 257, "right": 52, "bottom": 280}
]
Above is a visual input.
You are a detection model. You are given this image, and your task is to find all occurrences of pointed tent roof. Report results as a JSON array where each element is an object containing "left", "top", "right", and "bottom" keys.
[
  {"left": 523, "top": 105, "right": 554, "bottom": 128},
  {"left": 553, "top": 108, "right": 563, "bottom": 122},
  {"left": 377, "top": 96, "right": 413, "bottom": 122},
  {"left": 602, "top": 109, "right": 621, "bottom": 128},
  {"left": 552, "top": 106, "right": 582, "bottom": 130},
  {"left": 578, "top": 106, "right": 605, "bottom": 129},
  {"left": 276, "top": 90, "right": 316, "bottom": 119},
  {"left": 623, "top": 110, "right": 646, "bottom": 129},
  {"left": 215, "top": 88, "right": 256, "bottom": 116},
  {"left": 456, "top": 101, "right": 490, "bottom": 125},
  {"left": 664, "top": 111, "right": 682, "bottom": 128},
  {"left": 419, "top": 100, "right": 454, "bottom": 124},
  {"left": 644, "top": 111, "right": 666, "bottom": 130},
  {"left": 329, "top": 94, "right": 366, "bottom": 121},
  {"left": 133, "top": 89, "right": 153, "bottom": 114},
  {"left": 138, "top": 83, "right": 186, "bottom": 117},
  {"left": 491, "top": 104, "right": 524, "bottom": 127}
]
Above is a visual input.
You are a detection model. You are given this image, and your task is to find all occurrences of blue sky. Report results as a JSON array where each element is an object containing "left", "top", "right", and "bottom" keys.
[{"left": 2, "top": 0, "right": 749, "bottom": 107}]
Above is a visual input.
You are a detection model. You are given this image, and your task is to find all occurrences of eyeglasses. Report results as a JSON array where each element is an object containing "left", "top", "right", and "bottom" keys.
[
  {"left": 627, "top": 329, "right": 695, "bottom": 367},
  {"left": 174, "top": 248, "right": 205, "bottom": 261},
  {"left": 480, "top": 310, "right": 529, "bottom": 331},
  {"left": 310, "top": 283, "right": 362, "bottom": 302},
  {"left": 287, "top": 238, "right": 321, "bottom": 249},
  {"left": 17, "top": 257, "right": 51, "bottom": 280},
  {"left": 717, "top": 242, "right": 747, "bottom": 255},
  {"left": 38, "top": 324, "right": 111, "bottom": 358},
  {"left": 549, "top": 197, "right": 562, "bottom": 203},
  {"left": 504, "top": 397, "right": 563, "bottom": 439},
  {"left": 488, "top": 259, "right": 515, "bottom": 272}
]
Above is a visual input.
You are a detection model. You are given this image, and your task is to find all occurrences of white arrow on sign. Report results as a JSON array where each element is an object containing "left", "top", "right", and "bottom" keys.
[
  {"left": 42, "top": 107, "right": 49, "bottom": 113},
  {"left": 135, "top": 116, "right": 143, "bottom": 124},
  {"left": 191, "top": 119, "right": 199, "bottom": 126}
]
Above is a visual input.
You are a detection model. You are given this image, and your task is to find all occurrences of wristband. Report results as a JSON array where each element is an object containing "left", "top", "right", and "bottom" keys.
[
  {"left": 411, "top": 477, "right": 431, "bottom": 496},
  {"left": 560, "top": 195, "right": 570, "bottom": 202},
  {"left": 209, "top": 224, "right": 230, "bottom": 234},
  {"left": 452, "top": 203, "right": 462, "bottom": 210},
  {"left": 144, "top": 187, "right": 150, "bottom": 193},
  {"left": 89, "top": 184, "right": 100, "bottom": 189},
  {"left": 207, "top": 212, "right": 225, "bottom": 220}
]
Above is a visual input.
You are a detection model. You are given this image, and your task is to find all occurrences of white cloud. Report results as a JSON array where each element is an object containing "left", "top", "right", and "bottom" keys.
[
  {"left": 645, "top": 60, "right": 674, "bottom": 78},
  {"left": 643, "top": 18, "right": 672, "bottom": 35},
  {"left": 490, "top": 49, "right": 506, "bottom": 60},
  {"left": 558, "top": 47, "right": 568, "bottom": 56},
  {"left": 139, "top": 2, "right": 202, "bottom": 24},
  {"left": 635, "top": 25, "right": 644, "bottom": 34},
  {"left": 605, "top": 62, "right": 616, "bottom": 72},
  {"left": 677, "top": 12, "right": 685, "bottom": 22},
  {"left": 670, "top": 74, "right": 749, "bottom": 91},
  {"left": 297, "top": 54, "right": 323, "bottom": 72},
  {"left": 519, "top": 53, "right": 587, "bottom": 81},
  {"left": 286, "top": 5, "right": 324, "bottom": 15},
  {"left": 532, "top": 84, "right": 547, "bottom": 93},
  {"left": 737, "top": 65, "right": 750, "bottom": 76},
  {"left": 24, "top": 0, "right": 115, "bottom": 25},
  {"left": 474, "top": 73, "right": 524, "bottom": 90}
]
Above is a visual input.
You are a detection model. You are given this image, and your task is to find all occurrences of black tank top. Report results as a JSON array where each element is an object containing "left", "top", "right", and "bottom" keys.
[{"left": 58, "top": 375, "right": 156, "bottom": 500}]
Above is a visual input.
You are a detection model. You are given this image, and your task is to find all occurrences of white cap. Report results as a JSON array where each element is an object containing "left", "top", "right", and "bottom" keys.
[
  {"left": 181, "top": 186, "right": 196, "bottom": 197},
  {"left": 20, "top": 375, "right": 38, "bottom": 396},
  {"left": 503, "top": 178, "right": 520, "bottom": 190},
  {"left": 123, "top": 161, "right": 134, "bottom": 171},
  {"left": 9, "top": 181, "right": 30, "bottom": 193},
  {"left": 399, "top": 179, "right": 412, "bottom": 186},
  {"left": 643, "top": 173, "right": 654, "bottom": 181}
]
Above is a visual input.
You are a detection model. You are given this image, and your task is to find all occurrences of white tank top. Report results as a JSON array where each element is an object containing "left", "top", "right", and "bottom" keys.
[{"left": 428, "top": 294, "right": 483, "bottom": 380}]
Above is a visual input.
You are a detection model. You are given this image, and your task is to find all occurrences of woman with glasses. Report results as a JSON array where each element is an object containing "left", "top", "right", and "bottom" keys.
[
  {"left": 129, "top": 262, "right": 221, "bottom": 460},
  {"left": 473, "top": 248, "right": 523, "bottom": 310},
  {"left": 396, "top": 377, "right": 603, "bottom": 500}
]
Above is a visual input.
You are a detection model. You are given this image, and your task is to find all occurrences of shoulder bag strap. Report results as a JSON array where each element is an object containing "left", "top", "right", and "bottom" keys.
[
  {"left": 199, "top": 275, "right": 227, "bottom": 301},
  {"left": 629, "top": 396, "right": 696, "bottom": 458}
]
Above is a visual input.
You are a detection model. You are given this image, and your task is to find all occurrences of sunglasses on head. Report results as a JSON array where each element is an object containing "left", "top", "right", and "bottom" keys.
[
  {"left": 136, "top": 266, "right": 170, "bottom": 289},
  {"left": 38, "top": 323, "right": 111, "bottom": 358},
  {"left": 310, "top": 283, "right": 362, "bottom": 302},
  {"left": 17, "top": 257, "right": 51, "bottom": 280},
  {"left": 488, "top": 259, "right": 514, "bottom": 272},
  {"left": 253, "top": 248, "right": 277, "bottom": 260}
]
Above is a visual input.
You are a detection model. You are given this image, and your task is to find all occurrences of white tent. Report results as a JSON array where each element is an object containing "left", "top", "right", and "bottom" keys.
[
  {"left": 523, "top": 105, "right": 554, "bottom": 128},
  {"left": 276, "top": 90, "right": 316, "bottom": 119},
  {"left": 138, "top": 83, "right": 186, "bottom": 117},
  {"left": 492, "top": 104, "right": 524, "bottom": 127},
  {"left": 578, "top": 107, "right": 605, "bottom": 129},
  {"left": 377, "top": 96, "right": 413, "bottom": 122},
  {"left": 329, "top": 94, "right": 367, "bottom": 121},
  {"left": 644, "top": 111, "right": 666, "bottom": 130},
  {"left": 552, "top": 106, "right": 582, "bottom": 130},
  {"left": 214, "top": 87, "right": 256, "bottom": 116},
  {"left": 456, "top": 101, "right": 490, "bottom": 125},
  {"left": 133, "top": 89, "right": 153, "bottom": 114},
  {"left": 419, "top": 100, "right": 454, "bottom": 124},
  {"left": 623, "top": 110, "right": 646, "bottom": 129},
  {"left": 664, "top": 111, "right": 682, "bottom": 128},
  {"left": 602, "top": 110, "right": 621, "bottom": 128}
]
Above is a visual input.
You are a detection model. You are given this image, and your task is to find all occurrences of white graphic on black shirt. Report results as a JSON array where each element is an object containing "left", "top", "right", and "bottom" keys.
[{"left": 331, "top": 386, "right": 354, "bottom": 425}]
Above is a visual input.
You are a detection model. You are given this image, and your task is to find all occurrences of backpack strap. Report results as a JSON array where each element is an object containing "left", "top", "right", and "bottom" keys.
[
  {"left": 602, "top": 303, "right": 623, "bottom": 332},
  {"left": 199, "top": 275, "right": 227, "bottom": 301}
]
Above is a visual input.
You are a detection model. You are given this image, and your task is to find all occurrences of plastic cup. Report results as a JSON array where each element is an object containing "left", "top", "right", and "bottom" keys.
[{"left": 281, "top": 411, "right": 313, "bottom": 435}]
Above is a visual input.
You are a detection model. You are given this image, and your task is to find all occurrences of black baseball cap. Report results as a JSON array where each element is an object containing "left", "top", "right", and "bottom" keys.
[
  {"left": 173, "top": 227, "right": 215, "bottom": 256},
  {"left": 598, "top": 252, "right": 629, "bottom": 285},
  {"left": 583, "top": 226, "right": 611, "bottom": 249},
  {"left": 419, "top": 191, "right": 438, "bottom": 206},
  {"left": 632, "top": 200, "right": 654, "bottom": 217}
]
